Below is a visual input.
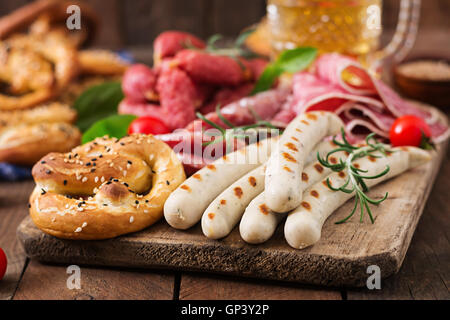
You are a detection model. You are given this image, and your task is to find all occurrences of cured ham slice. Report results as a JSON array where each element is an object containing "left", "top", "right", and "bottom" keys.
[
  {"left": 290, "top": 53, "right": 449, "bottom": 143},
  {"left": 187, "top": 87, "right": 291, "bottom": 131}
]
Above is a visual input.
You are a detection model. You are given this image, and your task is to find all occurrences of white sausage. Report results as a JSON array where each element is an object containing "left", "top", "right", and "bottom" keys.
[
  {"left": 164, "top": 137, "right": 279, "bottom": 229},
  {"left": 240, "top": 140, "right": 346, "bottom": 244},
  {"left": 264, "top": 111, "right": 344, "bottom": 213},
  {"left": 284, "top": 146, "right": 431, "bottom": 249},
  {"left": 203, "top": 139, "right": 341, "bottom": 240}
]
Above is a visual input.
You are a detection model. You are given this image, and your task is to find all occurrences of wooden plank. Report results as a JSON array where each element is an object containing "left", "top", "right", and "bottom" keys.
[
  {"left": 0, "top": 180, "right": 34, "bottom": 300},
  {"left": 179, "top": 273, "right": 341, "bottom": 300},
  {"left": 85, "top": 0, "right": 124, "bottom": 49},
  {"left": 16, "top": 113, "right": 448, "bottom": 287},
  {"left": 347, "top": 146, "right": 450, "bottom": 300},
  {"left": 13, "top": 260, "right": 175, "bottom": 300}
]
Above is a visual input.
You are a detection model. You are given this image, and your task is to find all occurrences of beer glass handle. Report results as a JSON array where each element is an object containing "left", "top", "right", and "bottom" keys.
[{"left": 372, "top": 0, "right": 421, "bottom": 69}]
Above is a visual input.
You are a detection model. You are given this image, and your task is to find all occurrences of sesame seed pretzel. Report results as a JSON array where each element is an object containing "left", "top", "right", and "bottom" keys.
[{"left": 29, "top": 134, "right": 186, "bottom": 240}]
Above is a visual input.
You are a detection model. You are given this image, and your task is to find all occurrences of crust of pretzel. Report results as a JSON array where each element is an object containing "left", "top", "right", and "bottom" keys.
[
  {"left": 79, "top": 50, "right": 129, "bottom": 76},
  {"left": 0, "top": 103, "right": 80, "bottom": 165},
  {"left": 0, "top": 122, "right": 81, "bottom": 166},
  {"left": 29, "top": 134, "right": 186, "bottom": 240}
]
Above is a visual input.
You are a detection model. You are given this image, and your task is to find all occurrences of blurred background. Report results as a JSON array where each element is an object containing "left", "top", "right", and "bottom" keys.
[{"left": 2, "top": 0, "right": 449, "bottom": 60}]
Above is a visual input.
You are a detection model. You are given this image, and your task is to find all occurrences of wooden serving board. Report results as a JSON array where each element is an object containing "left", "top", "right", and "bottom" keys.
[
  {"left": 16, "top": 140, "right": 447, "bottom": 287},
  {"left": 16, "top": 101, "right": 449, "bottom": 287}
]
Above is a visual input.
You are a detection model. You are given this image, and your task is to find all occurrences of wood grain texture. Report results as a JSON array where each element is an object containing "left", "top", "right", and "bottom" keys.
[
  {"left": 179, "top": 273, "right": 341, "bottom": 300},
  {"left": 347, "top": 146, "right": 450, "bottom": 300},
  {"left": 13, "top": 260, "right": 175, "bottom": 300},
  {"left": 17, "top": 130, "right": 448, "bottom": 287},
  {"left": 0, "top": 180, "right": 34, "bottom": 300}
]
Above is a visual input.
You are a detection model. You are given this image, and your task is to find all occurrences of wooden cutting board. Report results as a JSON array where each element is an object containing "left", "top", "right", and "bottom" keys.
[{"left": 16, "top": 112, "right": 449, "bottom": 288}]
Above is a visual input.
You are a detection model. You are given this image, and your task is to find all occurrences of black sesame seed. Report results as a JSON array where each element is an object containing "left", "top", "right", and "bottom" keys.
[
  {"left": 99, "top": 154, "right": 103, "bottom": 158},
  {"left": 145, "top": 200, "right": 149, "bottom": 203},
  {"left": 103, "top": 203, "right": 108, "bottom": 206},
  {"left": 78, "top": 203, "right": 82, "bottom": 207},
  {"left": 91, "top": 158, "right": 97, "bottom": 161},
  {"left": 41, "top": 189, "right": 46, "bottom": 195},
  {"left": 28, "top": 203, "right": 31, "bottom": 208},
  {"left": 135, "top": 200, "right": 139, "bottom": 205},
  {"left": 151, "top": 170, "right": 156, "bottom": 174},
  {"left": 106, "top": 181, "right": 112, "bottom": 185},
  {"left": 91, "top": 168, "right": 96, "bottom": 173},
  {"left": 85, "top": 162, "right": 91, "bottom": 166},
  {"left": 123, "top": 182, "right": 129, "bottom": 187},
  {"left": 166, "top": 180, "right": 170, "bottom": 185},
  {"left": 120, "top": 142, "right": 125, "bottom": 146},
  {"left": 46, "top": 170, "right": 52, "bottom": 174},
  {"left": 127, "top": 160, "right": 132, "bottom": 165},
  {"left": 66, "top": 195, "right": 73, "bottom": 199},
  {"left": 63, "top": 180, "right": 67, "bottom": 185},
  {"left": 113, "top": 179, "right": 119, "bottom": 182},
  {"left": 41, "top": 160, "right": 46, "bottom": 164},
  {"left": 93, "top": 162, "right": 96, "bottom": 166}
]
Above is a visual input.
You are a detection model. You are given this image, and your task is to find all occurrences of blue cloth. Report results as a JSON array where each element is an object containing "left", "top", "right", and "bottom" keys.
[{"left": 0, "top": 163, "right": 32, "bottom": 181}]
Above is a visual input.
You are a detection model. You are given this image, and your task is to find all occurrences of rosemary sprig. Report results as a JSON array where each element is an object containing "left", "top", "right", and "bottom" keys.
[
  {"left": 317, "top": 129, "right": 393, "bottom": 224},
  {"left": 196, "top": 105, "right": 281, "bottom": 148}
]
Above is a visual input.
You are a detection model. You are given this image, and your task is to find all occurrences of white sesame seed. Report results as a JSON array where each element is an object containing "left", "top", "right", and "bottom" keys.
[
  {"left": 129, "top": 216, "right": 134, "bottom": 223},
  {"left": 101, "top": 176, "right": 105, "bottom": 183},
  {"left": 77, "top": 207, "right": 84, "bottom": 212},
  {"left": 75, "top": 227, "right": 82, "bottom": 232},
  {"left": 123, "top": 170, "right": 127, "bottom": 176},
  {"left": 82, "top": 222, "right": 87, "bottom": 228},
  {"left": 94, "top": 177, "right": 99, "bottom": 183},
  {"left": 144, "top": 210, "right": 149, "bottom": 213},
  {"left": 82, "top": 177, "right": 88, "bottom": 183},
  {"left": 65, "top": 204, "right": 69, "bottom": 209}
]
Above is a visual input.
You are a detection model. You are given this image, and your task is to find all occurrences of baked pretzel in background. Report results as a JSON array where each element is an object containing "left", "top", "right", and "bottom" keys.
[
  {"left": 0, "top": 0, "right": 129, "bottom": 166},
  {"left": 29, "top": 134, "right": 186, "bottom": 239}
]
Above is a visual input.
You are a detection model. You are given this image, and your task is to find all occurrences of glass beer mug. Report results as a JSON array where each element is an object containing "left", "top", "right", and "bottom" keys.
[{"left": 266, "top": 0, "right": 421, "bottom": 70}]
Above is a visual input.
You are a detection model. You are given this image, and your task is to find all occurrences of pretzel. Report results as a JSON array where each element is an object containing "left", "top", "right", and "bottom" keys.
[
  {"left": 29, "top": 134, "right": 186, "bottom": 240},
  {"left": 78, "top": 50, "right": 129, "bottom": 76},
  {"left": 0, "top": 103, "right": 81, "bottom": 165}
]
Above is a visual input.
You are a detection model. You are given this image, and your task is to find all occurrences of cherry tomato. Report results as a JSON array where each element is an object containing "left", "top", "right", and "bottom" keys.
[
  {"left": 389, "top": 115, "right": 432, "bottom": 148},
  {"left": 0, "top": 248, "right": 7, "bottom": 281},
  {"left": 128, "top": 116, "right": 171, "bottom": 135}
]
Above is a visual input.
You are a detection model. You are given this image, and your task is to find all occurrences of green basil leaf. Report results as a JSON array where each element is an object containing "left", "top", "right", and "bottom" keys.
[
  {"left": 74, "top": 81, "right": 124, "bottom": 132},
  {"left": 251, "top": 47, "right": 318, "bottom": 95},
  {"left": 82, "top": 114, "right": 137, "bottom": 144}
]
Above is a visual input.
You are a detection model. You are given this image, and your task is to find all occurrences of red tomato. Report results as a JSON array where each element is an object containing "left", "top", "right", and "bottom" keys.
[
  {"left": 389, "top": 115, "right": 432, "bottom": 148},
  {"left": 0, "top": 248, "right": 7, "bottom": 281},
  {"left": 128, "top": 116, "right": 171, "bottom": 135}
]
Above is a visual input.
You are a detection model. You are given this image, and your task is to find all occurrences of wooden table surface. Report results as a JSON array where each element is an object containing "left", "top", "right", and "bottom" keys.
[{"left": 0, "top": 145, "right": 448, "bottom": 300}]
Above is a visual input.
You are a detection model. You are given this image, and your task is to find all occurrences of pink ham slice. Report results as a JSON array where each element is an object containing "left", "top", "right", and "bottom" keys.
[{"left": 291, "top": 53, "right": 449, "bottom": 143}]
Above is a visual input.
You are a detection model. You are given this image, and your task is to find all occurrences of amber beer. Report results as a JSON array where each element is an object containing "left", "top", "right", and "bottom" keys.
[{"left": 267, "top": 0, "right": 382, "bottom": 58}]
